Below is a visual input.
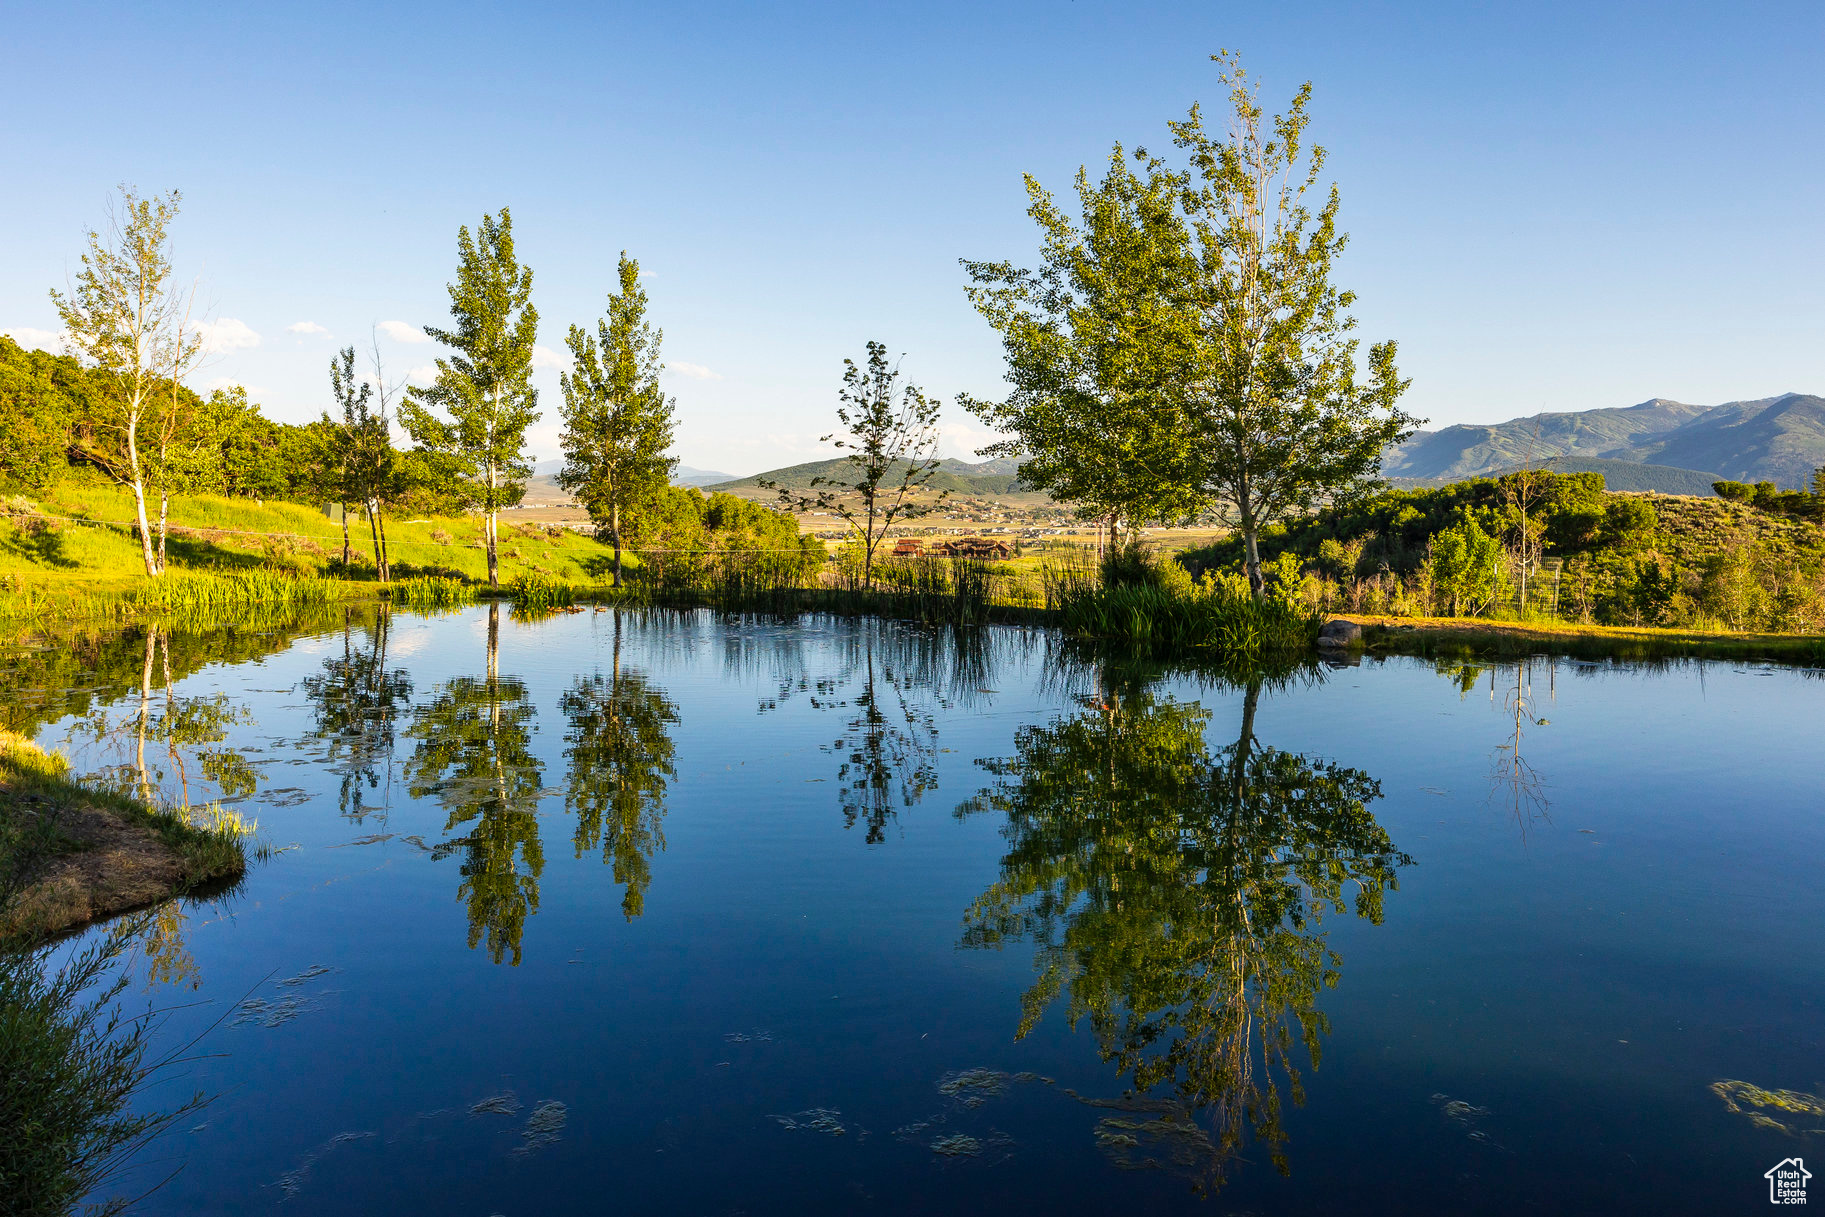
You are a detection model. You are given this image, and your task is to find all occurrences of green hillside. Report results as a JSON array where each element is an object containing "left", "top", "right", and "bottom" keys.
[
  {"left": 710, "top": 456, "right": 1030, "bottom": 497},
  {"left": 1505, "top": 457, "right": 1722, "bottom": 496}
]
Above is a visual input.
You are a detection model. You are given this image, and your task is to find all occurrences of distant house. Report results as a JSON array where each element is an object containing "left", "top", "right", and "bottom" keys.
[
  {"left": 891, "top": 539, "right": 924, "bottom": 557},
  {"left": 931, "top": 537, "right": 1014, "bottom": 560}
]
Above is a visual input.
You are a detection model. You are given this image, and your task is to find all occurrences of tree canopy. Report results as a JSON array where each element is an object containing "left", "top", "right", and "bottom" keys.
[{"left": 400, "top": 208, "right": 540, "bottom": 589}]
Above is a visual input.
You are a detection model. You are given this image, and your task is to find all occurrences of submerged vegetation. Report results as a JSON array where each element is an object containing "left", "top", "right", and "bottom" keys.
[{"left": 0, "top": 918, "right": 210, "bottom": 1217}]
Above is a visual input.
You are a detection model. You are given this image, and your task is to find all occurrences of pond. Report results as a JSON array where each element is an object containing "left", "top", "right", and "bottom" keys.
[{"left": 11, "top": 604, "right": 1822, "bottom": 1215}]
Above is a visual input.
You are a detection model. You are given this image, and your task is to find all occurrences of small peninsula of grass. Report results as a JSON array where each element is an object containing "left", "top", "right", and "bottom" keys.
[{"left": 0, "top": 730, "right": 250, "bottom": 945}]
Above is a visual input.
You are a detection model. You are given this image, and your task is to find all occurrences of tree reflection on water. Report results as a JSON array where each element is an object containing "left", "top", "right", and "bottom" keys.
[
  {"left": 559, "top": 612, "right": 678, "bottom": 920},
  {"left": 958, "top": 664, "right": 1409, "bottom": 1192},
  {"left": 300, "top": 607, "right": 413, "bottom": 824},
  {"left": 406, "top": 604, "right": 545, "bottom": 965}
]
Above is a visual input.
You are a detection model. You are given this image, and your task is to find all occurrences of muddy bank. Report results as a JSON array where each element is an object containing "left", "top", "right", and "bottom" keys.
[{"left": 0, "top": 730, "right": 247, "bottom": 943}]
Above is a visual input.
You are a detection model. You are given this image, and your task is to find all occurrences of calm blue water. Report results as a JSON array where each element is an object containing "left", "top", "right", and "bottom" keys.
[{"left": 22, "top": 606, "right": 1825, "bottom": 1215}]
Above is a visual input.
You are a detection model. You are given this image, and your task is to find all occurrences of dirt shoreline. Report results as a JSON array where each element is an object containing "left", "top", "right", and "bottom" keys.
[{"left": 0, "top": 731, "right": 248, "bottom": 944}]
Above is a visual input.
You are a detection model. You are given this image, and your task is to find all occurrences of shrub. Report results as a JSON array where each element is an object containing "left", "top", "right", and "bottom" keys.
[{"left": 1426, "top": 516, "right": 1508, "bottom": 617}]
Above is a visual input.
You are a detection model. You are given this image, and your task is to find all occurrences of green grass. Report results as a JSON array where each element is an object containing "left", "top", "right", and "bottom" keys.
[
  {"left": 0, "top": 728, "right": 250, "bottom": 1214},
  {"left": 389, "top": 576, "right": 476, "bottom": 609},
  {"left": 0, "top": 485, "right": 633, "bottom": 624},
  {"left": 1052, "top": 577, "right": 1322, "bottom": 657},
  {"left": 0, "top": 730, "right": 250, "bottom": 942},
  {"left": 508, "top": 573, "right": 578, "bottom": 611}
]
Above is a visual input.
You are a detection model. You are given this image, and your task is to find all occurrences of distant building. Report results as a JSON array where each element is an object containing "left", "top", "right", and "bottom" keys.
[{"left": 930, "top": 537, "right": 1014, "bottom": 559}]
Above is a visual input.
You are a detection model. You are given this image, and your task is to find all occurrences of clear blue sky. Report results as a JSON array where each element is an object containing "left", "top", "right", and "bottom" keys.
[{"left": 4, "top": 1, "right": 1820, "bottom": 476}]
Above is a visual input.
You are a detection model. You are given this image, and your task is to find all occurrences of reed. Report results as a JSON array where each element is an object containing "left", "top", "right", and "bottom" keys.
[
  {"left": 1052, "top": 568, "right": 1321, "bottom": 658},
  {"left": 389, "top": 576, "right": 476, "bottom": 609},
  {"left": 129, "top": 571, "right": 347, "bottom": 615},
  {"left": 508, "top": 573, "right": 577, "bottom": 611}
]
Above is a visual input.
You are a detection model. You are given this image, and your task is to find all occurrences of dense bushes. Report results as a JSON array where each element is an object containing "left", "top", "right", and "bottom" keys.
[{"left": 1177, "top": 471, "right": 1825, "bottom": 632}]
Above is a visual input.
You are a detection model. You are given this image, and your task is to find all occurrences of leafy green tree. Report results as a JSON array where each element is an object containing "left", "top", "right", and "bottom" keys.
[
  {"left": 558, "top": 254, "right": 678, "bottom": 586},
  {"left": 1598, "top": 497, "right": 1657, "bottom": 550},
  {"left": 1713, "top": 479, "right": 1753, "bottom": 503},
  {"left": 328, "top": 345, "right": 400, "bottom": 579},
  {"left": 961, "top": 145, "right": 1203, "bottom": 539},
  {"left": 50, "top": 187, "right": 204, "bottom": 576},
  {"left": 1170, "top": 55, "right": 1415, "bottom": 598},
  {"left": 958, "top": 675, "right": 1406, "bottom": 1192},
  {"left": 0, "top": 335, "right": 85, "bottom": 493},
  {"left": 763, "top": 341, "right": 944, "bottom": 587},
  {"left": 400, "top": 208, "right": 539, "bottom": 589},
  {"left": 558, "top": 617, "right": 678, "bottom": 919},
  {"left": 406, "top": 605, "right": 545, "bottom": 964},
  {"left": 212, "top": 396, "right": 292, "bottom": 500},
  {"left": 1426, "top": 514, "right": 1506, "bottom": 616}
]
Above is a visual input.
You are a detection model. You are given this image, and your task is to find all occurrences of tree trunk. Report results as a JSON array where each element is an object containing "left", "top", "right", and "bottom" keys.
[
  {"left": 366, "top": 500, "right": 386, "bottom": 583},
  {"left": 377, "top": 509, "right": 391, "bottom": 582},
  {"left": 1241, "top": 515, "right": 1265, "bottom": 601},
  {"left": 340, "top": 505, "right": 352, "bottom": 567},
  {"left": 610, "top": 503, "right": 623, "bottom": 588},
  {"left": 157, "top": 490, "right": 170, "bottom": 573}
]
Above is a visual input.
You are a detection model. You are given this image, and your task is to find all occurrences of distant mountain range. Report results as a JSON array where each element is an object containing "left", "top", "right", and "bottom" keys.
[
  {"left": 674, "top": 464, "right": 737, "bottom": 487},
  {"left": 1385, "top": 393, "right": 1825, "bottom": 489},
  {"left": 709, "top": 456, "right": 1027, "bottom": 496},
  {"left": 528, "top": 458, "right": 738, "bottom": 494}
]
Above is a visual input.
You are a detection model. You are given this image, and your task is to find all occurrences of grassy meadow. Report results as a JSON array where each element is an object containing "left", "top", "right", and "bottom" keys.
[{"left": 0, "top": 484, "right": 632, "bottom": 623}]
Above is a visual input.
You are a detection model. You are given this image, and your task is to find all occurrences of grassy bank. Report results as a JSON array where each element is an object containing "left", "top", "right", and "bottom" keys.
[
  {"left": 0, "top": 484, "right": 632, "bottom": 625},
  {"left": 0, "top": 730, "right": 251, "bottom": 944},
  {"left": 1, "top": 730, "right": 252, "bottom": 1213},
  {"left": 1342, "top": 613, "right": 1825, "bottom": 664}
]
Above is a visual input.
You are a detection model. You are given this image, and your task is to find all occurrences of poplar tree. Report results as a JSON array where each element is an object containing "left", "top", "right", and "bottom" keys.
[
  {"left": 557, "top": 254, "right": 678, "bottom": 586},
  {"left": 400, "top": 208, "right": 539, "bottom": 588},
  {"left": 1171, "top": 53, "right": 1415, "bottom": 599}
]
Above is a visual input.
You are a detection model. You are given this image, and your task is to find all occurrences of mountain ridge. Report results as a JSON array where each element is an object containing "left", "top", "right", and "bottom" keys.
[{"left": 1387, "top": 393, "right": 1825, "bottom": 487}]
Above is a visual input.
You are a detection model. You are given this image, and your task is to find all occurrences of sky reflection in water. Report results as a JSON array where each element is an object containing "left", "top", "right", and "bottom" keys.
[{"left": 11, "top": 605, "right": 1821, "bottom": 1216}]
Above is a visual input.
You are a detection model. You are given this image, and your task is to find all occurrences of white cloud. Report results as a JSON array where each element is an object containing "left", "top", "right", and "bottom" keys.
[
  {"left": 196, "top": 317, "right": 261, "bottom": 353},
  {"left": 407, "top": 365, "right": 439, "bottom": 384},
  {"left": 937, "top": 420, "right": 1010, "bottom": 460},
  {"left": 666, "top": 361, "right": 722, "bottom": 381},
  {"left": 378, "top": 319, "right": 431, "bottom": 344},
  {"left": 286, "top": 320, "right": 328, "bottom": 335},
  {"left": 532, "top": 344, "right": 572, "bottom": 372},
  {"left": 3, "top": 327, "right": 64, "bottom": 353}
]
